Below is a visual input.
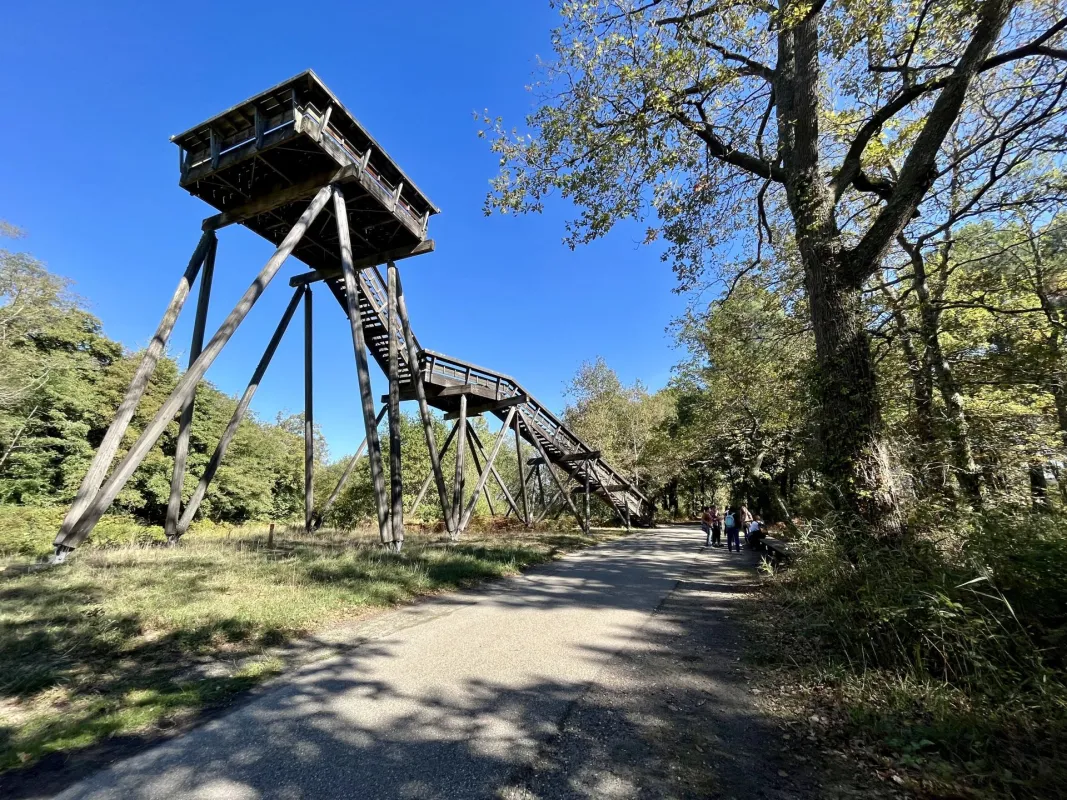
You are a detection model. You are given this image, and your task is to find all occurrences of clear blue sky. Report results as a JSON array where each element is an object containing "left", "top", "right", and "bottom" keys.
[{"left": 1, "top": 1, "right": 688, "bottom": 460}]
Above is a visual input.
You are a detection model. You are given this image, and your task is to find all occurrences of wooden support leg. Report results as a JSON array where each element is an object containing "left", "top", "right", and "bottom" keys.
[
  {"left": 451, "top": 394, "right": 467, "bottom": 538},
  {"left": 315, "top": 406, "right": 387, "bottom": 529},
  {"left": 177, "top": 287, "right": 305, "bottom": 535},
  {"left": 55, "top": 231, "right": 214, "bottom": 553},
  {"left": 386, "top": 262, "right": 403, "bottom": 549},
  {"left": 514, "top": 414, "right": 530, "bottom": 526},
  {"left": 458, "top": 407, "right": 517, "bottom": 533},
  {"left": 394, "top": 266, "right": 452, "bottom": 534},
  {"left": 504, "top": 467, "right": 537, "bottom": 519},
  {"left": 410, "top": 419, "right": 460, "bottom": 518},
  {"left": 467, "top": 422, "right": 522, "bottom": 518},
  {"left": 57, "top": 187, "right": 332, "bottom": 553},
  {"left": 165, "top": 235, "right": 216, "bottom": 543},
  {"left": 584, "top": 461, "right": 591, "bottom": 534},
  {"left": 333, "top": 187, "right": 391, "bottom": 547},
  {"left": 536, "top": 463, "right": 547, "bottom": 508},
  {"left": 304, "top": 287, "right": 315, "bottom": 533},
  {"left": 518, "top": 410, "right": 585, "bottom": 530}
]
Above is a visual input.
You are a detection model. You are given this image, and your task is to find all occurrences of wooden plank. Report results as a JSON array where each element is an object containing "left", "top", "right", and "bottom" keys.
[
  {"left": 55, "top": 231, "right": 214, "bottom": 551},
  {"left": 386, "top": 262, "right": 404, "bottom": 545},
  {"left": 443, "top": 393, "right": 528, "bottom": 420},
  {"left": 288, "top": 240, "right": 435, "bottom": 286},
  {"left": 165, "top": 234, "right": 216, "bottom": 541},
  {"left": 437, "top": 383, "right": 476, "bottom": 398},
  {"left": 304, "top": 287, "right": 314, "bottom": 532},
  {"left": 202, "top": 165, "right": 358, "bottom": 231},
  {"left": 334, "top": 188, "right": 393, "bottom": 547},
  {"left": 57, "top": 187, "right": 334, "bottom": 552},
  {"left": 177, "top": 287, "right": 306, "bottom": 535}
]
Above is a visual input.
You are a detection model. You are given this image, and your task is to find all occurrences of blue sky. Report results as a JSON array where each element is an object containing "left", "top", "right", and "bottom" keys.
[{"left": 1, "top": 1, "right": 688, "bottom": 460}]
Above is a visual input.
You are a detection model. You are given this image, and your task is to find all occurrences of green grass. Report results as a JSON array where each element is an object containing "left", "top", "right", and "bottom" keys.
[
  {"left": 0, "top": 521, "right": 621, "bottom": 773},
  {"left": 748, "top": 511, "right": 1067, "bottom": 799}
]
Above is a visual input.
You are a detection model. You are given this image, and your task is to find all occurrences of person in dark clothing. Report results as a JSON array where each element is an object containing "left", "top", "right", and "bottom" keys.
[
  {"left": 709, "top": 505, "right": 723, "bottom": 547},
  {"left": 723, "top": 507, "right": 741, "bottom": 552}
]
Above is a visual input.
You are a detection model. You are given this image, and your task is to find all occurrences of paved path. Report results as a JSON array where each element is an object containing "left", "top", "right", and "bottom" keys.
[{"left": 58, "top": 527, "right": 719, "bottom": 800}]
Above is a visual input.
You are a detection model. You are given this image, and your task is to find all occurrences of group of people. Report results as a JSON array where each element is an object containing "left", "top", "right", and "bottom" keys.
[{"left": 699, "top": 505, "right": 762, "bottom": 552}]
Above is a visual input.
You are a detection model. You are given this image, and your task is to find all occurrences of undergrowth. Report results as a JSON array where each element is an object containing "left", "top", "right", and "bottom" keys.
[{"left": 753, "top": 508, "right": 1067, "bottom": 799}]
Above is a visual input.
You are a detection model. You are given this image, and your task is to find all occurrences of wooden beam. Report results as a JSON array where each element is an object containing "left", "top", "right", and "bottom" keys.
[
  {"left": 304, "top": 287, "right": 314, "bottom": 533},
  {"left": 437, "top": 383, "right": 476, "bottom": 397},
  {"left": 527, "top": 457, "right": 546, "bottom": 466},
  {"left": 410, "top": 419, "right": 460, "bottom": 518},
  {"left": 288, "top": 240, "right": 435, "bottom": 286},
  {"left": 334, "top": 187, "right": 393, "bottom": 547},
  {"left": 203, "top": 165, "right": 358, "bottom": 231},
  {"left": 314, "top": 406, "right": 387, "bottom": 529},
  {"left": 451, "top": 394, "right": 467, "bottom": 537},
  {"left": 518, "top": 410, "right": 585, "bottom": 531},
  {"left": 56, "top": 231, "right": 214, "bottom": 551},
  {"left": 466, "top": 422, "right": 523, "bottom": 519},
  {"left": 386, "top": 261, "right": 404, "bottom": 546},
  {"left": 394, "top": 265, "right": 452, "bottom": 533},
  {"left": 557, "top": 451, "right": 601, "bottom": 462},
  {"left": 514, "top": 413, "right": 530, "bottom": 526},
  {"left": 464, "top": 428, "right": 496, "bottom": 517},
  {"left": 166, "top": 234, "right": 216, "bottom": 542},
  {"left": 443, "top": 393, "right": 528, "bottom": 420},
  {"left": 458, "top": 407, "right": 517, "bottom": 533},
  {"left": 177, "top": 287, "right": 305, "bottom": 535},
  {"left": 57, "top": 187, "right": 333, "bottom": 552}
]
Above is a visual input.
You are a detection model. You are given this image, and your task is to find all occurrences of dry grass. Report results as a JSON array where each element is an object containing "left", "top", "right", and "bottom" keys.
[{"left": 0, "top": 521, "right": 624, "bottom": 773}]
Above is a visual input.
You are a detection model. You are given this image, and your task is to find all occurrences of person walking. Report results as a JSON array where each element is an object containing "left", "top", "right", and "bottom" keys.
[
  {"left": 739, "top": 504, "right": 752, "bottom": 548},
  {"left": 709, "top": 505, "right": 723, "bottom": 547},
  {"left": 723, "top": 506, "right": 740, "bottom": 552},
  {"left": 700, "top": 506, "right": 712, "bottom": 546}
]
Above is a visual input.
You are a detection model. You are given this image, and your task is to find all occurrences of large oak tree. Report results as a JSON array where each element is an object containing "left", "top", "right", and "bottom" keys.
[{"left": 484, "top": 0, "right": 1067, "bottom": 537}]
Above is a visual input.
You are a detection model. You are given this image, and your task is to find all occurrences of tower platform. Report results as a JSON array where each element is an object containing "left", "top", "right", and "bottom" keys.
[{"left": 171, "top": 70, "right": 439, "bottom": 273}]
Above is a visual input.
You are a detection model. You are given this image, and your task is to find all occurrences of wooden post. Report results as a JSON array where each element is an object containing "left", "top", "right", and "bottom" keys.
[
  {"left": 518, "top": 410, "right": 585, "bottom": 530},
  {"left": 584, "top": 461, "right": 591, "bottom": 534},
  {"left": 333, "top": 187, "right": 391, "bottom": 547},
  {"left": 57, "top": 187, "right": 331, "bottom": 553},
  {"left": 55, "top": 231, "right": 213, "bottom": 550},
  {"left": 458, "top": 407, "right": 517, "bottom": 533},
  {"left": 514, "top": 414, "right": 530, "bottom": 526},
  {"left": 394, "top": 267, "right": 452, "bottom": 533},
  {"left": 386, "top": 262, "right": 404, "bottom": 548},
  {"left": 315, "top": 406, "right": 387, "bottom": 528},
  {"left": 267, "top": 522, "right": 275, "bottom": 548},
  {"left": 304, "top": 287, "right": 315, "bottom": 532},
  {"left": 410, "top": 419, "right": 460, "bottom": 517},
  {"left": 451, "top": 394, "right": 468, "bottom": 537},
  {"left": 177, "top": 287, "right": 305, "bottom": 535},
  {"left": 165, "top": 235, "right": 216, "bottom": 542}
]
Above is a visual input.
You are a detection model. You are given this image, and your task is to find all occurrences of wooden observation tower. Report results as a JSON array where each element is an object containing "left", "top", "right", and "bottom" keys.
[{"left": 53, "top": 71, "right": 652, "bottom": 558}]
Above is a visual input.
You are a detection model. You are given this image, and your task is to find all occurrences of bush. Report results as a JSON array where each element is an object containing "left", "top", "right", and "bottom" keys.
[
  {"left": 760, "top": 508, "right": 1067, "bottom": 797},
  {"left": 0, "top": 505, "right": 166, "bottom": 559}
]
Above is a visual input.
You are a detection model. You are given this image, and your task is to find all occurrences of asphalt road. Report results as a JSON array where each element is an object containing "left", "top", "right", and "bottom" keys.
[{"left": 56, "top": 527, "right": 708, "bottom": 800}]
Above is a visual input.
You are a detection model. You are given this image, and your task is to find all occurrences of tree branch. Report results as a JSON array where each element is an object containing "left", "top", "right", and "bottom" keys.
[{"left": 846, "top": 0, "right": 1015, "bottom": 286}]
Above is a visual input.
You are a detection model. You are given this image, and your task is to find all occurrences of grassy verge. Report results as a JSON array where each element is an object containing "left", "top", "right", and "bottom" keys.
[
  {"left": 746, "top": 511, "right": 1067, "bottom": 800},
  {"left": 0, "top": 520, "right": 624, "bottom": 774}
]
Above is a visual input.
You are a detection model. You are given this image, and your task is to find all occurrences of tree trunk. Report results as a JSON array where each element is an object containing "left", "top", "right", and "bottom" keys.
[
  {"left": 904, "top": 242, "right": 982, "bottom": 506},
  {"left": 1029, "top": 460, "right": 1050, "bottom": 512},
  {"left": 805, "top": 261, "right": 903, "bottom": 537}
]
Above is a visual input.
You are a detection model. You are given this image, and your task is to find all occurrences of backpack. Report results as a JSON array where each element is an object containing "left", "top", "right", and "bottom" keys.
[{"left": 724, "top": 514, "right": 735, "bottom": 528}]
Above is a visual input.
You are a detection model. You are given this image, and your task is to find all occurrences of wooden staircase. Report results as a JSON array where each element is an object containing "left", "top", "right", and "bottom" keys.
[{"left": 322, "top": 267, "right": 653, "bottom": 526}]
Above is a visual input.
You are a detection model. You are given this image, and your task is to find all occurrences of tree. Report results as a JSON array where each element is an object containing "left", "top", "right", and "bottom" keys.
[{"left": 483, "top": 0, "right": 1067, "bottom": 537}]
